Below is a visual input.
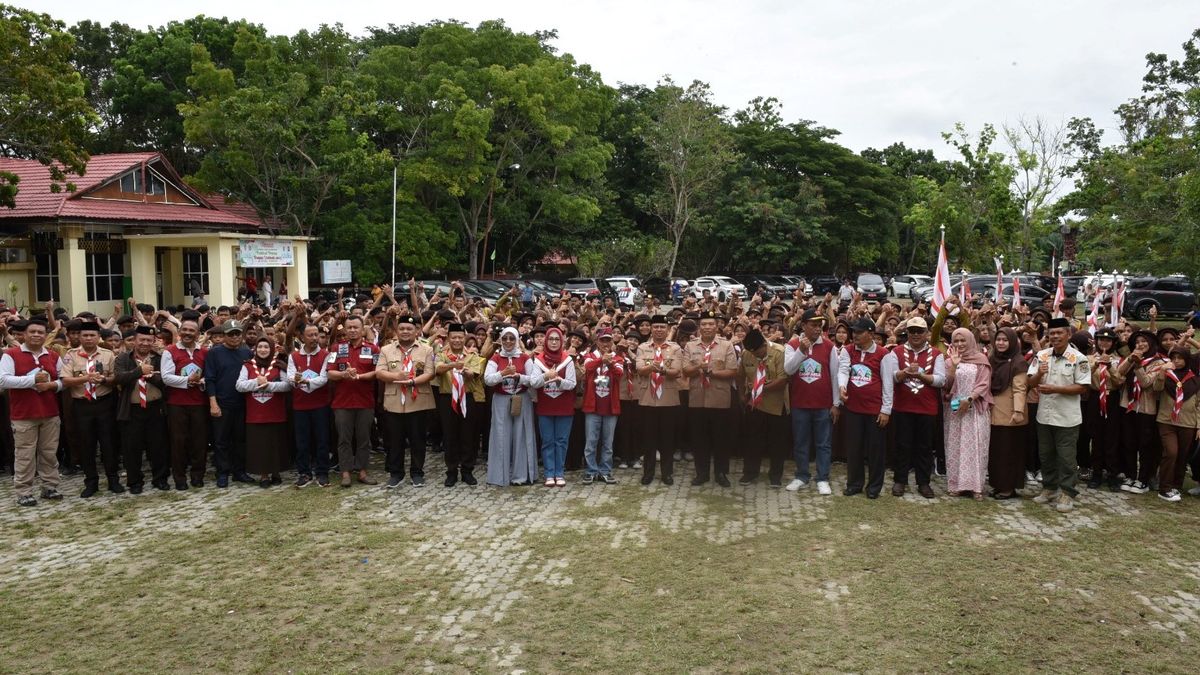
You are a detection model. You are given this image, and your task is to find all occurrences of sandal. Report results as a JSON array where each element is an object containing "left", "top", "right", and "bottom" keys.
[
  {"left": 972, "top": 491, "right": 985, "bottom": 501},
  {"left": 544, "top": 478, "right": 555, "bottom": 487},
  {"left": 555, "top": 477, "right": 566, "bottom": 487}
]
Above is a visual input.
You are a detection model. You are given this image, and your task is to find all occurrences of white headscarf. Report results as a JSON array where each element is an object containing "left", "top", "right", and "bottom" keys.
[{"left": 498, "top": 326, "right": 523, "bottom": 358}]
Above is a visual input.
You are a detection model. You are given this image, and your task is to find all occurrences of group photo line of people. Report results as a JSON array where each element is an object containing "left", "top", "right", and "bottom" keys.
[{"left": 3, "top": 279, "right": 1199, "bottom": 515}]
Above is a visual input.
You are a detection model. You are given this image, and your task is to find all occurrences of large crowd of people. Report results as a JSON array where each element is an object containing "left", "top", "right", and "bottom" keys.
[{"left": 2, "top": 279, "right": 1198, "bottom": 513}]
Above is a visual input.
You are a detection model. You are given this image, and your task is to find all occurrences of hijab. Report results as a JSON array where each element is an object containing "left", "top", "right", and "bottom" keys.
[
  {"left": 497, "top": 326, "right": 523, "bottom": 358},
  {"left": 541, "top": 327, "right": 566, "bottom": 368},
  {"left": 1164, "top": 347, "right": 1200, "bottom": 401},
  {"left": 252, "top": 336, "right": 275, "bottom": 372},
  {"left": 952, "top": 328, "right": 989, "bottom": 367},
  {"left": 989, "top": 327, "right": 1022, "bottom": 394}
]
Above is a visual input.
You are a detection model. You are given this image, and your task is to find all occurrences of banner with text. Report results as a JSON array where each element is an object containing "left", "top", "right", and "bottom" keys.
[{"left": 238, "top": 240, "right": 294, "bottom": 267}]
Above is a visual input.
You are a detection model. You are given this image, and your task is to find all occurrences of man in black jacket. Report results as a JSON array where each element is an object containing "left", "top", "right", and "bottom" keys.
[{"left": 114, "top": 326, "right": 169, "bottom": 493}]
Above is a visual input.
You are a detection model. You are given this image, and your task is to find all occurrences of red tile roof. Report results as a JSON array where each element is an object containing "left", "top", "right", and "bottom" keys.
[{"left": 0, "top": 153, "right": 263, "bottom": 230}]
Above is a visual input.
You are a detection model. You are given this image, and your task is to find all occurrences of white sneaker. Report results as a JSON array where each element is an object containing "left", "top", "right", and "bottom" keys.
[
  {"left": 1035, "top": 471, "right": 1043, "bottom": 482},
  {"left": 1124, "top": 481, "right": 1149, "bottom": 494},
  {"left": 817, "top": 481, "right": 832, "bottom": 496},
  {"left": 785, "top": 478, "right": 807, "bottom": 492},
  {"left": 1055, "top": 493, "right": 1074, "bottom": 513},
  {"left": 1025, "top": 471, "right": 1036, "bottom": 483},
  {"left": 1159, "top": 489, "right": 1182, "bottom": 502},
  {"left": 1033, "top": 489, "right": 1058, "bottom": 504},
  {"left": 1187, "top": 486, "right": 1200, "bottom": 497}
]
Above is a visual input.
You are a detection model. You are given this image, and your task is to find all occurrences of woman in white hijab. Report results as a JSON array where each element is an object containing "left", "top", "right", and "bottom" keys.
[{"left": 484, "top": 327, "right": 543, "bottom": 485}]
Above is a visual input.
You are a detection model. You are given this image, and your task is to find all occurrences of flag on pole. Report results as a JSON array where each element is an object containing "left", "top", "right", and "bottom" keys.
[
  {"left": 1052, "top": 275, "right": 1065, "bottom": 318},
  {"left": 962, "top": 275, "right": 973, "bottom": 303},
  {"left": 1109, "top": 280, "right": 1125, "bottom": 326},
  {"left": 489, "top": 248, "right": 496, "bottom": 261},
  {"left": 932, "top": 234, "right": 951, "bottom": 314},
  {"left": 1087, "top": 290, "right": 1104, "bottom": 335},
  {"left": 1012, "top": 276, "right": 1022, "bottom": 309}
]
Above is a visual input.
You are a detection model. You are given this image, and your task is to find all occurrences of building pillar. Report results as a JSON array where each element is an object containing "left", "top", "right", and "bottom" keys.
[
  {"left": 164, "top": 248, "right": 184, "bottom": 308},
  {"left": 292, "top": 242, "right": 309, "bottom": 301},
  {"left": 57, "top": 234, "right": 89, "bottom": 316},
  {"left": 207, "top": 239, "right": 236, "bottom": 307},
  {"left": 126, "top": 238, "right": 156, "bottom": 309}
]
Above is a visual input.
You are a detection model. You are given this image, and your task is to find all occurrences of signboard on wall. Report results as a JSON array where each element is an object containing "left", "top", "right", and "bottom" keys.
[
  {"left": 237, "top": 239, "right": 294, "bottom": 267},
  {"left": 321, "top": 260, "right": 352, "bottom": 284}
]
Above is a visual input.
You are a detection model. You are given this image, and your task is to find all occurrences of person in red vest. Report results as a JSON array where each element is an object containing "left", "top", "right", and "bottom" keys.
[
  {"left": 160, "top": 317, "right": 208, "bottom": 490},
  {"left": 880, "top": 316, "right": 945, "bottom": 499},
  {"left": 484, "top": 326, "right": 539, "bottom": 486},
  {"left": 837, "top": 317, "right": 894, "bottom": 498},
  {"left": 581, "top": 327, "right": 624, "bottom": 484},
  {"left": 783, "top": 308, "right": 843, "bottom": 496},
  {"left": 530, "top": 327, "right": 577, "bottom": 487},
  {"left": 286, "top": 321, "right": 332, "bottom": 487},
  {"left": 327, "top": 315, "right": 379, "bottom": 488},
  {"left": 0, "top": 318, "right": 64, "bottom": 506},
  {"left": 236, "top": 336, "right": 292, "bottom": 488}
]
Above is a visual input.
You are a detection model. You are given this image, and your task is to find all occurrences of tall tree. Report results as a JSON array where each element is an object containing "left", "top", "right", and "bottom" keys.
[
  {"left": 1003, "top": 116, "right": 1067, "bottom": 270},
  {"left": 0, "top": 4, "right": 95, "bottom": 208},
  {"left": 641, "top": 78, "right": 737, "bottom": 277}
]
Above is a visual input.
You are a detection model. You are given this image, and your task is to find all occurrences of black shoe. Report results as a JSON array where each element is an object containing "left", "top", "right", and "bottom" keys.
[
  {"left": 16, "top": 495, "right": 36, "bottom": 507},
  {"left": 61, "top": 464, "right": 80, "bottom": 476},
  {"left": 601, "top": 474, "right": 617, "bottom": 484},
  {"left": 175, "top": 480, "right": 188, "bottom": 491},
  {"left": 662, "top": 475, "right": 674, "bottom": 486},
  {"left": 843, "top": 487, "right": 863, "bottom": 497},
  {"left": 316, "top": 475, "right": 330, "bottom": 487},
  {"left": 739, "top": 474, "right": 758, "bottom": 485},
  {"left": 386, "top": 473, "right": 403, "bottom": 488},
  {"left": 258, "top": 479, "right": 271, "bottom": 489},
  {"left": 80, "top": 484, "right": 99, "bottom": 498},
  {"left": 444, "top": 473, "right": 458, "bottom": 488},
  {"left": 640, "top": 474, "right": 654, "bottom": 486},
  {"left": 1087, "top": 478, "right": 1102, "bottom": 490},
  {"left": 108, "top": 480, "right": 126, "bottom": 494},
  {"left": 866, "top": 491, "right": 879, "bottom": 499},
  {"left": 129, "top": 485, "right": 144, "bottom": 495},
  {"left": 270, "top": 473, "right": 282, "bottom": 485},
  {"left": 40, "top": 488, "right": 63, "bottom": 500},
  {"left": 233, "top": 472, "right": 256, "bottom": 484},
  {"left": 715, "top": 473, "right": 731, "bottom": 487},
  {"left": 190, "top": 478, "right": 204, "bottom": 488},
  {"left": 769, "top": 479, "right": 782, "bottom": 489},
  {"left": 296, "top": 474, "right": 312, "bottom": 488},
  {"left": 461, "top": 470, "right": 477, "bottom": 486},
  {"left": 582, "top": 474, "right": 595, "bottom": 484},
  {"left": 411, "top": 475, "right": 426, "bottom": 488},
  {"left": 690, "top": 475, "right": 709, "bottom": 486},
  {"left": 216, "top": 474, "right": 229, "bottom": 488}
]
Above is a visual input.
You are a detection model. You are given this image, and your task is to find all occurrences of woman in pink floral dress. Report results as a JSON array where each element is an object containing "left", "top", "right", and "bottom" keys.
[{"left": 944, "top": 328, "right": 993, "bottom": 500}]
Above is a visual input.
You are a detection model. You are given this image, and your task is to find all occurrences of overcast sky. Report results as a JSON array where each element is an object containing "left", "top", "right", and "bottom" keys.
[{"left": 23, "top": 0, "right": 1200, "bottom": 157}]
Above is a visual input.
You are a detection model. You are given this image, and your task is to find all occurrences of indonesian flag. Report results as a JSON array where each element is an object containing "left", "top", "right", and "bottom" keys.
[
  {"left": 1087, "top": 290, "right": 1104, "bottom": 334},
  {"left": 962, "top": 275, "right": 973, "bottom": 303},
  {"left": 1012, "top": 276, "right": 1022, "bottom": 308},
  {"left": 1109, "top": 280, "right": 1126, "bottom": 326},
  {"left": 932, "top": 236, "right": 951, "bottom": 314},
  {"left": 1053, "top": 276, "right": 1065, "bottom": 318},
  {"left": 994, "top": 257, "right": 1005, "bottom": 304}
]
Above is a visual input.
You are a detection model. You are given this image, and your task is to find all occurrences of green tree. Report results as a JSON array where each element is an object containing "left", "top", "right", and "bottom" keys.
[{"left": 0, "top": 4, "right": 95, "bottom": 208}]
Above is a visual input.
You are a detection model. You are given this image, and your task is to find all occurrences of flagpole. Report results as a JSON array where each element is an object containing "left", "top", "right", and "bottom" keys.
[{"left": 390, "top": 163, "right": 397, "bottom": 291}]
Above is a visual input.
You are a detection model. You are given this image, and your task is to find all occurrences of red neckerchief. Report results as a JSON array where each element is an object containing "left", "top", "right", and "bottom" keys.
[
  {"left": 1166, "top": 369, "right": 1194, "bottom": 422},
  {"left": 1126, "top": 355, "right": 1158, "bottom": 412}
]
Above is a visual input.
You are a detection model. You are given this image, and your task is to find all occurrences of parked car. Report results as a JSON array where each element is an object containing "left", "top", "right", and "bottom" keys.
[
  {"left": 564, "top": 277, "right": 619, "bottom": 302},
  {"left": 605, "top": 276, "right": 645, "bottom": 308},
  {"left": 891, "top": 274, "right": 932, "bottom": 299},
  {"left": 1122, "top": 275, "right": 1197, "bottom": 320},
  {"left": 685, "top": 276, "right": 747, "bottom": 301},
  {"left": 977, "top": 282, "right": 1050, "bottom": 310},
  {"left": 734, "top": 274, "right": 789, "bottom": 300},
  {"left": 780, "top": 275, "right": 811, "bottom": 297},
  {"left": 808, "top": 275, "right": 841, "bottom": 296},
  {"left": 855, "top": 273, "right": 888, "bottom": 303}
]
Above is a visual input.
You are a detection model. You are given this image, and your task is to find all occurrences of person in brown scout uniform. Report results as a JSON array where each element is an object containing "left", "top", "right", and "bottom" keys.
[
  {"left": 739, "top": 329, "right": 790, "bottom": 487},
  {"left": 58, "top": 320, "right": 121, "bottom": 497},
  {"left": 634, "top": 315, "right": 684, "bottom": 485},
  {"left": 378, "top": 315, "right": 436, "bottom": 487},
  {"left": 682, "top": 310, "right": 739, "bottom": 486},
  {"left": 113, "top": 326, "right": 169, "bottom": 493},
  {"left": 433, "top": 323, "right": 485, "bottom": 487}
]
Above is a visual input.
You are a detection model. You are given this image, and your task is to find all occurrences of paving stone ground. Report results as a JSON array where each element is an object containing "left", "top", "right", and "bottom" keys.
[{"left": 1, "top": 450, "right": 1197, "bottom": 669}]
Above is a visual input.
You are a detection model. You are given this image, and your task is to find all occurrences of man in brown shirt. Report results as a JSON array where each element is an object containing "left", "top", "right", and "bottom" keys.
[
  {"left": 114, "top": 326, "right": 168, "bottom": 493},
  {"left": 635, "top": 315, "right": 684, "bottom": 485},
  {"left": 740, "top": 329, "right": 790, "bottom": 486},
  {"left": 57, "top": 321, "right": 121, "bottom": 497},
  {"left": 682, "top": 310, "right": 739, "bottom": 486},
  {"left": 378, "top": 316, "right": 437, "bottom": 487}
]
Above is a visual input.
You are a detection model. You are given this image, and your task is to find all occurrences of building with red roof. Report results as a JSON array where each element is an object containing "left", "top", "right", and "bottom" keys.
[{"left": 0, "top": 153, "right": 311, "bottom": 314}]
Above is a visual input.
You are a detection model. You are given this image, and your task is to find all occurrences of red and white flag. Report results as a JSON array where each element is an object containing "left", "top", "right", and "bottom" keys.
[
  {"left": 1087, "top": 290, "right": 1104, "bottom": 334},
  {"left": 1052, "top": 276, "right": 1065, "bottom": 317},
  {"left": 1012, "top": 276, "right": 1022, "bottom": 308},
  {"left": 1109, "top": 280, "right": 1125, "bottom": 326},
  {"left": 993, "top": 257, "right": 1005, "bottom": 303},
  {"left": 962, "top": 275, "right": 973, "bottom": 303},
  {"left": 932, "top": 236, "right": 951, "bottom": 314}
]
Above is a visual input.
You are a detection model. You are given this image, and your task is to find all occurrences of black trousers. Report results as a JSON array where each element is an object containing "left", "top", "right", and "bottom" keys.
[
  {"left": 689, "top": 405, "right": 730, "bottom": 478},
  {"left": 743, "top": 408, "right": 790, "bottom": 482},
  {"left": 0, "top": 394, "right": 13, "bottom": 471},
  {"left": 615, "top": 400, "right": 641, "bottom": 464},
  {"left": 168, "top": 404, "right": 208, "bottom": 483},
  {"left": 211, "top": 404, "right": 247, "bottom": 476},
  {"left": 892, "top": 411, "right": 936, "bottom": 486},
  {"left": 385, "top": 410, "right": 428, "bottom": 478},
  {"left": 1121, "top": 410, "right": 1159, "bottom": 483},
  {"left": 1089, "top": 400, "right": 1123, "bottom": 481},
  {"left": 124, "top": 400, "right": 169, "bottom": 488},
  {"left": 75, "top": 395, "right": 118, "bottom": 485},
  {"left": 436, "top": 393, "right": 477, "bottom": 472},
  {"left": 844, "top": 410, "right": 886, "bottom": 495},
  {"left": 637, "top": 405, "right": 677, "bottom": 479}
]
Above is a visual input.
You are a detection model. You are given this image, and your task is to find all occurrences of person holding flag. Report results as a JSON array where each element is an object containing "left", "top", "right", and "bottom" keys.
[
  {"left": 739, "top": 328, "right": 789, "bottom": 487},
  {"left": 932, "top": 228, "right": 952, "bottom": 315}
]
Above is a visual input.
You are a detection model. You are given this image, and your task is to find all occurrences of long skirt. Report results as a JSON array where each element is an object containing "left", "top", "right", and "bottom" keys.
[
  {"left": 246, "top": 422, "right": 289, "bottom": 475},
  {"left": 487, "top": 393, "right": 539, "bottom": 486},
  {"left": 945, "top": 364, "right": 991, "bottom": 493},
  {"left": 988, "top": 425, "right": 1027, "bottom": 494}
]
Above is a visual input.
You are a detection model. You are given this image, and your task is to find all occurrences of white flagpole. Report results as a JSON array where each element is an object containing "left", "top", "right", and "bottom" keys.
[{"left": 391, "top": 164, "right": 397, "bottom": 291}]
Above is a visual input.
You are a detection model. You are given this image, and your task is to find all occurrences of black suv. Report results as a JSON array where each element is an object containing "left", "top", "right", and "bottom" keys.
[
  {"left": 734, "top": 274, "right": 790, "bottom": 300},
  {"left": 808, "top": 275, "right": 841, "bottom": 296},
  {"left": 1122, "top": 276, "right": 1197, "bottom": 320},
  {"left": 563, "top": 277, "right": 619, "bottom": 303}
]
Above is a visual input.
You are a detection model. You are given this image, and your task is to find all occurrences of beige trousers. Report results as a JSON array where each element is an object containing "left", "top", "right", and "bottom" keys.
[{"left": 12, "top": 417, "right": 61, "bottom": 497}]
